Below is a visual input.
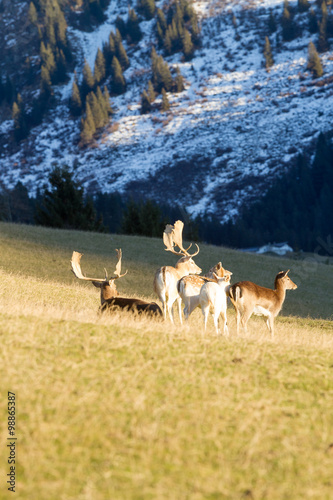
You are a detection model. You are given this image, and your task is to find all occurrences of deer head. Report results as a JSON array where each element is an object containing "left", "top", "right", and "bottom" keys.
[{"left": 71, "top": 249, "right": 128, "bottom": 304}]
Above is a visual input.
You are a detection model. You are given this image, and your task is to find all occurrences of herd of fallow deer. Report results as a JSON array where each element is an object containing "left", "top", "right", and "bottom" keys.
[{"left": 71, "top": 220, "right": 297, "bottom": 336}]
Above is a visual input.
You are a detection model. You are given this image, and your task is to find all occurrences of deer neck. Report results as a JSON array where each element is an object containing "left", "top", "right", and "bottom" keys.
[
  {"left": 274, "top": 282, "right": 287, "bottom": 306},
  {"left": 101, "top": 284, "right": 118, "bottom": 304}
]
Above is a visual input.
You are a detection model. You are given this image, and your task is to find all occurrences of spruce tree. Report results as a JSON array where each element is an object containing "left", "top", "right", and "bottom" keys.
[
  {"left": 318, "top": 1, "right": 329, "bottom": 53},
  {"left": 94, "top": 48, "right": 106, "bottom": 85},
  {"left": 28, "top": 1, "right": 38, "bottom": 24},
  {"left": 268, "top": 10, "right": 277, "bottom": 33},
  {"left": 161, "top": 88, "right": 170, "bottom": 112},
  {"left": 80, "top": 102, "right": 96, "bottom": 144},
  {"left": 127, "top": 8, "right": 142, "bottom": 44},
  {"left": 282, "top": 0, "right": 295, "bottom": 41},
  {"left": 174, "top": 67, "right": 184, "bottom": 92},
  {"left": 182, "top": 28, "right": 194, "bottom": 60},
  {"left": 147, "top": 80, "right": 156, "bottom": 102},
  {"left": 116, "top": 38, "right": 130, "bottom": 70},
  {"left": 298, "top": 0, "right": 310, "bottom": 12},
  {"left": 309, "top": 8, "right": 318, "bottom": 34},
  {"left": 69, "top": 76, "right": 82, "bottom": 116},
  {"left": 86, "top": 91, "right": 104, "bottom": 129},
  {"left": 12, "top": 97, "right": 28, "bottom": 142},
  {"left": 140, "top": 90, "right": 151, "bottom": 114},
  {"left": 96, "top": 86, "right": 109, "bottom": 125},
  {"left": 81, "top": 59, "right": 95, "bottom": 98},
  {"left": 307, "top": 40, "right": 323, "bottom": 77},
  {"left": 35, "top": 166, "right": 104, "bottom": 231},
  {"left": 103, "top": 85, "right": 113, "bottom": 115},
  {"left": 40, "top": 65, "right": 52, "bottom": 97},
  {"left": 110, "top": 56, "right": 126, "bottom": 94},
  {"left": 264, "top": 36, "right": 274, "bottom": 69},
  {"left": 138, "top": 0, "right": 156, "bottom": 20}
]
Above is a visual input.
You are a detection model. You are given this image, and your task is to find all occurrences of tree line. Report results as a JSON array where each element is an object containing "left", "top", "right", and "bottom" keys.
[{"left": 1, "top": 131, "right": 332, "bottom": 253}]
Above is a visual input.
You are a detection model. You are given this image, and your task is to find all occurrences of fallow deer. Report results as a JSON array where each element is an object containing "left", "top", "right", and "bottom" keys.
[
  {"left": 71, "top": 250, "right": 162, "bottom": 317},
  {"left": 199, "top": 274, "right": 231, "bottom": 335},
  {"left": 153, "top": 220, "right": 202, "bottom": 324},
  {"left": 177, "top": 262, "right": 233, "bottom": 320},
  {"left": 227, "top": 270, "right": 297, "bottom": 336}
]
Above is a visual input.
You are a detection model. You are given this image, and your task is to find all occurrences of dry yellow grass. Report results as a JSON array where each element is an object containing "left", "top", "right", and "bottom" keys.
[{"left": 0, "top": 222, "right": 332, "bottom": 499}]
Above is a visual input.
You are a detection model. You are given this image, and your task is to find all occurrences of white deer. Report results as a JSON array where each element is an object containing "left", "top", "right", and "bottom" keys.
[
  {"left": 199, "top": 274, "right": 231, "bottom": 335},
  {"left": 227, "top": 270, "right": 297, "bottom": 336},
  {"left": 153, "top": 220, "right": 201, "bottom": 323},
  {"left": 178, "top": 262, "right": 232, "bottom": 320}
]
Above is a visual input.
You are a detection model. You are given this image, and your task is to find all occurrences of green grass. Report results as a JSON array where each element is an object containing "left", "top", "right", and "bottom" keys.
[{"left": 0, "top": 222, "right": 333, "bottom": 499}]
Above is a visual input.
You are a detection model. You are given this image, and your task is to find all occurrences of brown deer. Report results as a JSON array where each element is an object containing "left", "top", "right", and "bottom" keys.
[
  {"left": 177, "top": 262, "right": 233, "bottom": 320},
  {"left": 227, "top": 270, "right": 297, "bottom": 336},
  {"left": 153, "top": 220, "right": 202, "bottom": 323},
  {"left": 71, "top": 250, "right": 162, "bottom": 317}
]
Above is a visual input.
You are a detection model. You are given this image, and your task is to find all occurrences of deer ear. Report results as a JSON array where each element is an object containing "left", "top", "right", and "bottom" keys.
[
  {"left": 92, "top": 281, "right": 103, "bottom": 288},
  {"left": 217, "top": 262, "right": 222, "bottom": 269}
]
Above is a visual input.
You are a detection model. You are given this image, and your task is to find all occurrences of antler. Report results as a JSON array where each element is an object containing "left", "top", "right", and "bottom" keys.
[
  {"left": 71, "top": 249, "right": 127, "bottom": 282},
  {"left": 113, "top": 249, "right": 128, "bottom": 279},
  {"left": 163, "top": 220, "right": 199, "bottom": 257}
]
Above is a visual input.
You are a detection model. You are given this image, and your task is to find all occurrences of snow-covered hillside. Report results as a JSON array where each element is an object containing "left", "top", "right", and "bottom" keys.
[{"left": 1, "top": 0, "right": 333, "bottom": 222}]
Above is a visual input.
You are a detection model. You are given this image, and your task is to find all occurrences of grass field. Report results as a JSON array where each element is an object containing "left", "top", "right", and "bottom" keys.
[{"left": 0, "top": 222, "right": 333, "bottom": 500}]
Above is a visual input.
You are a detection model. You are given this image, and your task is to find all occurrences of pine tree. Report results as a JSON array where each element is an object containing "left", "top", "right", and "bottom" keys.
[
  {"left": 35, "top": 166, "right": 104, "bottom": 231},
  {"left": 94, "top": 48, "right": 106, "bottom": 85},
  {"left": 127, "top": 8, "right": 142, "bottom": 44},
  {"left": 12, "top": 96, "right": 28, "bottom": 142},
  {"left": 182, "top": 28, "right": 194, "bottom": 60},
  {"left": 298, "top": 0, "right": 310, "bottom": 12},
  {"left": 318, "top": 1, "right": 329, "bottom": 53},
  {"left": 103, "top": 85, "right": 113, "bottom": 115},
  {"left": 40, "top": 65, "right": 52, "bottom": 97},
  {"left": 151, "top": 49, "right": 173, "bottom": 93},
  {"left": 282, "top": 0, "right": 295, "bottom": 41},
  {"left": 264, "top": 36, "right": 274, "bottom": 69},
  {"left": 140, "top": 90, "right": 151, "bottom": 114},
  {"left": 80, "top": 102, "right": 96, "bottom": 144},
  {"left": 116, "top": 38, "right": 130, "bottom": 70},
  {"left": 110, "top": 56, "right": 126, "bottom": 94},
  {"left": 86, "top": 91, "right": 104, "bottom": 129},
  {"left": 268, "top": 10, "right": 277, "bottom": 33},
  {"left": 161, "top": 88, "right": 170, "bottom": 112},
  {"left": 69, "top": 76, "right": 82, "bottom": 116},
  {"left": 307, "top": 40, "right": 323, "bottom": 77},
  {"left": 103, "top": 31, "right": 116, "bottom": 69},
  {"left": 138, "top": 0, "right": 156, "bottom": 20},
  {"left": 40, "top": 42, "right": 56, "bottom": 78},
  {"left": 28, "top": 1, "right": 38, "bottom": 24},
  {"left": 174, "top": 67, "right": 184, "bottom": 92},
  {"left": 54, "top": 48, "right": 67, "bottom": 83},
  {"left": 309, "top": 8, "right": 318, "bottom": 34},
  {"left": 115, "top": 15, "right": 127, "bottom": 39},
  {"left": 147, "top": 80, "right": 156, "bottom": 102},
  {"left": 81, "top": 59, "right": 95, "bottom": 98},
  {"left": 96, "top": 86, "right": 109, "bottom": 125}
]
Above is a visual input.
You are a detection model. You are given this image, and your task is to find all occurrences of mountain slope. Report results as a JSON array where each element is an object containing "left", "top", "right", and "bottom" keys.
[{"left": 0, "top": 0, "right": 333, "bottom": 222}]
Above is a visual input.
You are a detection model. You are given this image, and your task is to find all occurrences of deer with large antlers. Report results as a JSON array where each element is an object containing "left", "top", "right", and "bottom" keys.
[
  {"left": 71, "top": 250, "right": 162, "bottom": 317},
  {"left": 227, "top": 270, "right": 297, "bottom": 336},
  {"left": 153, "top": 220, "right": 202, "bottom": 324},
  {"left": 177, "top": 262, "right": 233, "bottom": 320}
]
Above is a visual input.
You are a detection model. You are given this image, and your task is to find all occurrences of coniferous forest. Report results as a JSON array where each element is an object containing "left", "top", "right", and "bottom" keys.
[{"left": 1, "top": 0, "right": 333, "bottom": 254}]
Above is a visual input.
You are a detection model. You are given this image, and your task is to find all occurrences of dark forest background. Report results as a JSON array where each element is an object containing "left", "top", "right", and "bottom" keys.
[{"left": 1, "top": 132, "right": 332, "bottom": 254}]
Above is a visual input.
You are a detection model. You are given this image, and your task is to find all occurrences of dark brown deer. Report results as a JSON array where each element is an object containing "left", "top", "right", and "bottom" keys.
[{"left": 71, "top": 250, "right": 162, "bottom": 317}]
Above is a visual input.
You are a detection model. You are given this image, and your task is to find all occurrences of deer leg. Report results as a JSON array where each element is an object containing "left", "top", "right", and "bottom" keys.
[
  {"left": 176, "top": 296, "right": 183, "bottom": 325},
  {"left": 221, "top": 311, "right": 229, "bottom": 337},
  {"left": 201, "top": 305, "right": 209, "bottom": 333},
  {"left": 266, "top": 315, "right": 274, "bottom": 337}
]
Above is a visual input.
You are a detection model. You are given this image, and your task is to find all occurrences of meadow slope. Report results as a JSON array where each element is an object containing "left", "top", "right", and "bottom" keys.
[{"left": 0, "top": 222, "right": 332, "bottom": 499}]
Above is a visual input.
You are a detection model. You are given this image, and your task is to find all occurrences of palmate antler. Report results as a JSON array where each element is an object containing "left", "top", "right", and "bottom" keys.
[
  {"left": 163, "top": 220, "right": 199, "bottom": 257},
  {"left": 71, "top": 249, "right": 128, "bottom": 282}
]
